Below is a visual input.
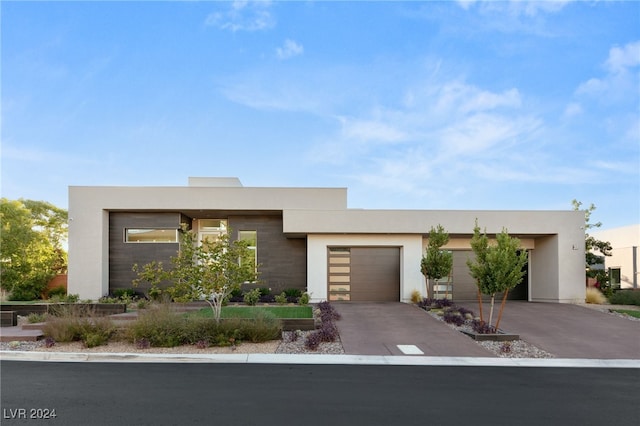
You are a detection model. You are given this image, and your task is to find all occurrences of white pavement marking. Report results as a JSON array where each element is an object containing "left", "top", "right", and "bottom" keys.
[{"left": 397, "top": 345, "right": 424, "bottom": 355}]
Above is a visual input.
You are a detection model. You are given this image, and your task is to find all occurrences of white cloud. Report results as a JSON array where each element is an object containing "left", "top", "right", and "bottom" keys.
[
  {"left": 276, "top": 39, "right": 304, "bottom": 60},
  {"left": 341, "top": 118, "right": 407, "bottom": 143},
  {"left": 437, "top": 113, "right": 540, "bottom": 157},
  {"left": 605, "top": 41, "right": 640, "bottom": 74},
  {"left": 563, "top": 102, "right": 583, "bottom": 118},
  {"left": 576, "top": 40, "right": 640, "bottom": 101},
  {"left": 205, "top": 1, "right": 275, "bottom": 32},
  {"left": 458, "top": 0, "right": 573, "bottom": 17}
]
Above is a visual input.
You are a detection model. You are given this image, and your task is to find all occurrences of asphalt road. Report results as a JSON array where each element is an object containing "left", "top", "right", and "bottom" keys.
[{"left": 1, "top": 361, "right": 638, "bottom": 426}]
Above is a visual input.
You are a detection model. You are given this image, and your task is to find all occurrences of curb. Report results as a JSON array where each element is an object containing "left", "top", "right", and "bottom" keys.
[{"left": 1, "top": 351, "right": 639, "bottom": 368}]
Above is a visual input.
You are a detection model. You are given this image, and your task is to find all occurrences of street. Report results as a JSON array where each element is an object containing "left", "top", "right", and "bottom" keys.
[{"left": 1, "top": 361, "right": 638, "bottom": 426}]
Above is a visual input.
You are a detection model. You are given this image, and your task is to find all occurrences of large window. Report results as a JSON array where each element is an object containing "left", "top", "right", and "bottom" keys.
[
  {"left": 198, "top": 219, "right": 228, "bottom": 246},
  {"left": 125, "top": 229, "right": 178, "bottom": 243},
  {"left": 239, "top": 230, "right": 257, "bottom": 273}
]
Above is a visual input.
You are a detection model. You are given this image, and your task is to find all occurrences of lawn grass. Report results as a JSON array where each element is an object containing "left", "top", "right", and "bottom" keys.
[
  {"left": 0, "top": 300, "right": 45, "bottom": 305},
  {"left": 190, "top": 305, "right": 313, "bottom": 319},
  {"left": 611, "top": 309, "right": 640, "bottom": 319}
]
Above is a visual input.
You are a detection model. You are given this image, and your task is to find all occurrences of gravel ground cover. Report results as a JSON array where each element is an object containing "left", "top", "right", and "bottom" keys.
[{"left": 425, "top": 310, "right": 554, "bottom": 358}]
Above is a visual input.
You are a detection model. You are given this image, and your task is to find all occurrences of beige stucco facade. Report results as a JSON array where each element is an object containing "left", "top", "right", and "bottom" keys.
[
  {"left": 68, "top": 178, "right": 586, "bottom": 303},
  {"left": 591, "top": 224, "right": 639, "bottom": 289}
]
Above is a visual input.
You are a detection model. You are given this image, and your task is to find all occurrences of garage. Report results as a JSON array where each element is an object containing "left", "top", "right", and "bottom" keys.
[
  {"left": 327, "top": 247, "right": 400, "bottom": 302},
  {"left": 449, "top": 251, "right": 529, "bottom": 301}
]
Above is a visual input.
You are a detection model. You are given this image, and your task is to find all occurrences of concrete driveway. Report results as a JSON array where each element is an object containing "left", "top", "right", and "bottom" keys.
[
  {"left": 457, "top": 301, "right": 640, "bottom": 359},
  {"left": 332, "top": 302, "right": 494, "bottom": 357},
  {"left": 333, "top": 302, "right": 640, "bottom": 359}
]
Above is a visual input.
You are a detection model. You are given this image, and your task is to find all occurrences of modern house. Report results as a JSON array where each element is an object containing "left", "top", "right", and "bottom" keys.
[
  {"left": 68, "top": 177, "right": 586, "bottom": 303},
  {"left": 590, "top": 224, "right": 639, "bottom": 289}
]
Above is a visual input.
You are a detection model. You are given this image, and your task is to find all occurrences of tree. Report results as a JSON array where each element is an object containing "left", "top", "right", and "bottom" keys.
[
  {"left": 571, "top": 200, "right": 613, "bottom": 293},
  {"left": 420, "top": 225, "right": 453, "bottom": 300},
  {"left": 133, "top": 226, "right": 258, "bottom": 323},
  {"left": 467, "top": 221, "right": 528, "bottom": 331},
  {"left": 0, "top": 198, "right": 68, "bottom": 300}
]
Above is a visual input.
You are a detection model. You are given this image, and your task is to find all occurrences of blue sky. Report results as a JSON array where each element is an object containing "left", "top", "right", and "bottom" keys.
[{"left": 2, "top": 1, "right": 639, "bottom": 229}]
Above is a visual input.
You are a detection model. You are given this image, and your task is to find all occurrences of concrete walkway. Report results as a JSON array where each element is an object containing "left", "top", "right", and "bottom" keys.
[
  {"left": 332, "top": 302, "right": 494, "bottom": 357},
  {"left": 457, "top": 301, "right": 640, "bottom": 359}
]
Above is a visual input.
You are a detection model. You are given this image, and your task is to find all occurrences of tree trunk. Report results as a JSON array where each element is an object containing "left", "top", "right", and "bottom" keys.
[
  {"left": 476, "top": 288, "right": 484, "bottom": 323},
  {"left": 494, "top": 289, "right": 510, "bottom": 331},
  {"left": 425, "top": 277, "right": 431, "bottom": 300},
  {"left": 488, "top": 294, "right": 495, "bottom": 328}
]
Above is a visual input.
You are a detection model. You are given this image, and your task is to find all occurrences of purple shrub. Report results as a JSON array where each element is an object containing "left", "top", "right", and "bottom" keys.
[
  {"left": 433, "top": 298, "right": 453, "bottom": 309},
  {"left": 318, "top": 322, "right": 338, "bottom": 342},
  {"left": 318, "top": 301, "right": 342, "bottom": 321},
  {"left": 195, "top": 339, "right": 209, "bottom": 349},
  {"left": 456, "top": 306, "right": 474, "bottom": 317},
  {"left": 259, "top": 294, "right": 275, "bottom": 303},
  {"left": 417, "top": 298, "right": 433, "bottom": 310},
  {"left": 472, "top": 319, "right": 497, "bottom": 334},
  {"left": 443, "top": 310, "right": 465, "bottom": 326},
  {"left": 135, "top": 338, "right": 151, "bottom": 349},
  {"left": 304, "top": 331, "right": 322, "bottom": 350},
  {"left": 44, "top": 336, "right": 56, "bottom": 348},
  {"left": 500, "top": 342, "right": 512, "bottom": 354}
]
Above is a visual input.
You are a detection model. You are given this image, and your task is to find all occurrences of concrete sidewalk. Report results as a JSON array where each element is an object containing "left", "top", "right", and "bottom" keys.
[{"left": 332, "top": 302, "right": 493, "bottom": 357}]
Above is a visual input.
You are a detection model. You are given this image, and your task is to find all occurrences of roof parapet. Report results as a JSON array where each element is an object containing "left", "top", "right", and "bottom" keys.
[{"left": 188, "top": 177, "right": 243, "bottom": 187}]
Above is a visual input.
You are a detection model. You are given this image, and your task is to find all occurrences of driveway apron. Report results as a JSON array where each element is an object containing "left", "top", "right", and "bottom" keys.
[
  {"left": 332, "top": 302, "right": 494, "bottom": 357},
  {"left": 458, "top": 301, "right": 640, "bottom": 359}
]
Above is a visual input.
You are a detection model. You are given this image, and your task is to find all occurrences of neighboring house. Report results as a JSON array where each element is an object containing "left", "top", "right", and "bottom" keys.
[
  {"left": 591, "top": 224, "right": 639, "bottom": 289},
  {"left": 67, "top": 177, "right": 586, "bottom": 303}
]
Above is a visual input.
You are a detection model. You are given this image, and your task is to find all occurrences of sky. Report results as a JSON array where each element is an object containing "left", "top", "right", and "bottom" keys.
[{"left": 2, "top": 0, "right": 639, "bottom": 230}]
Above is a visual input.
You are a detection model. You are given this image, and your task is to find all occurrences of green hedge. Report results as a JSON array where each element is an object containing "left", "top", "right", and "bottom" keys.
[{"left": 608, "top": 290, "right": 640, "bottom": 306}]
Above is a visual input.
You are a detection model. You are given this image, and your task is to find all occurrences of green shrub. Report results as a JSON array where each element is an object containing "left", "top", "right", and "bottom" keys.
[
  {"left": 83, "top": 331, "right": 110, "bottom": 348},
  {"left": 609, "top": 290, "right": 640, "bottom": 306},
  {"left": 47, "top": 286, "right": 67, "bottom": 298},
  {"left": 125, "top": 305, "right": 187, "bottom": 347},
  {"left": 298, "top": 292, "right": 310, "bottom": 306},
  {"left": 48, "top": 302, "right": 93, "bottom": 317},
  {"left": 137, "top": 299, "right": 150, "bottom": 309},
  {"left": 27, "top": 312, "right": 47, "bottom": 324},
  {"left": 113, "top": 288, "right": 136, "bottom": 299},
  {"left": 243, "top": 288, "right": 261, "bottom": 306},
  {"left": 283, "top": 288, "right": 302, "bottom": 298},
  {"left": 49, "top": 293, "right": 79, "bottom": 304},
  {"left": 275, "top": 292, "right": 288, "bottom": 305},
  {"left": 258, "top": 287, "right": 271, "bottom": 296},
  {"left": 42, "top": 316, "right": 79, "bottom": 342},
  {"left": 8, "top": 279, "right": 46, "bottom": 301},
  {"left": 42, "top": 312, "right": 114, "bottom": 345},
  {"left": 239, "top": 310, "right": 281, "bottom": 343}
]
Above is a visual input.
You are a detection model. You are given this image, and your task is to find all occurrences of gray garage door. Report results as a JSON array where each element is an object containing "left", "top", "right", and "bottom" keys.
[
  {"left": 327, "top": 247, "right": 400, "bottom": 302},
  {"left": 450, "top": 250, "right": 528, "bottom": 301}
]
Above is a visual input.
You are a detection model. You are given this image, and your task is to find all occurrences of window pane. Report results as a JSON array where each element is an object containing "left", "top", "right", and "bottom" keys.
[
  {"left": 238, "top": 231, "right": 257, "bottom": 274},
  {"left": 239, "top": 231, "right": 257, "bottom": 246},
  {"left": 126, "top": 229, "right": 177, "bottom": 243},
  {"left": 200, "top": 219, "right": 227, "bottom": 231}
]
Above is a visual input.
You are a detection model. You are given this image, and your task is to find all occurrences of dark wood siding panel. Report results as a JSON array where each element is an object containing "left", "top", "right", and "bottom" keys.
[
  {"left": 350, "top": 247, "right": 400, "bottom": 302},
  {"left": 229, "top": 215, "right": 306, "bottom": 293},
  {"left": 109, "top": 212, "right": 181, "bottom": 295}
]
